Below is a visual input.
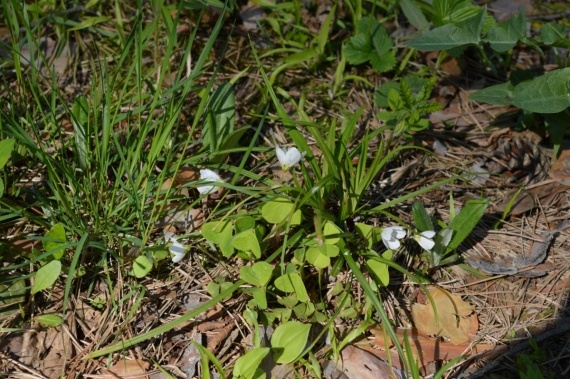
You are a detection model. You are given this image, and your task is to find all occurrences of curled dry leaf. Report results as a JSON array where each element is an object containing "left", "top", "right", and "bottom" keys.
[{"left": 411, "top": 286, "right": 475, "bottom": 345}]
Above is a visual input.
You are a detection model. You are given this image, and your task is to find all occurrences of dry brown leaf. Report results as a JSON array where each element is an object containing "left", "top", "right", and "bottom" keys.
[
  {"left": 337, "top": 345, "right": 407, "bottom": 379},
  {"left": 411, "top": 286, "right": 474, "bottom": 345},
  {"left": 102, "top": 359, "right": 149, "bottom": 379},
  {"left": 370, "top": 327, "right": 495, "bottom": 370}
]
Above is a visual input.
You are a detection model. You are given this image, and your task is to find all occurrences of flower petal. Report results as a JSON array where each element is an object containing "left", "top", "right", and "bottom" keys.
[
  {"left": 276, "top": 146, "right": 287, "bottom": 163},
  {"left": 381, "top": 226, "right": 406, "bottom": 250},
  {"left": 169, "top": 240, "right": 187, "bottom": 263},
  {"left": 198, "top": 169, "right": 221, "bottom": 195},
  {"left": 421, "top": 230, "right": 436, "bottom": 238}
]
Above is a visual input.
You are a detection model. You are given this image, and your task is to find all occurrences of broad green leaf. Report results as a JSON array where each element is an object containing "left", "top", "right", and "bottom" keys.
[
  {"left": 235, "top": 216, "right": 255, "bottom": 233},
  {"left": 202, "top": 221, "right": 234, "bottom": 257},
  {"left": 540, "top": 23, "right": 566, "bottom": 45},
  {"left": 34, "top": 314, "right": 63, "bottom": 327},
  {"left": 306, "top": 247, "right": 330, "bottom": 269},
  {"left": 511, "top": 68, "right": 570, "bottom": 113},
  {"left": 44, "top": 223, "right": 67, "bottom": 260},
  {"left": 132, "top": 255, "right": 152, "bottom": 278},
  {"left": 32, "top": 260, "right": 61, "bottom": 294},
  {"left": 0, "top": 179, "right": 4, "bottom": 198},
  {"left": 412, "top": 202, "right": 434, "bottom": 232},
  {"left": 447, "top": 199, "right": 488, "bottom": 251},
  {"left": 366, "top": 251, "right": 392, "bottom": 287},
  {"left": 271, "top": 321, "right": 311, "bottom": 364},
  {"left": 399, "top": 0, "right": 429, "bottom": 30},
  {"left": 407, "top": 24, "right": 477, "bottom": 51},
  {"left": 232, "top": 229, "right": 261, "bottom": 259},
  {"left": 469, "top": 81, "right": 513, "bottom": 105},
  {"left": 240, "top": 262, "right": 273, "bottom": 287},
  {"left": 261, "top": 198, "right": 301, "bottom": 225},
  {"left": 484, "top": 10, "right": 525, "bottom": 52},
  {"left": 355, "top": 223, "right": 380, "bottom": 249},
  {"left": 250, "top": 287, "right": 268, "bottom": 309},
  {"left": 274, "top": 273, "right": 308, "bottom": 302},
  {"left": 233, "top": 347, "right": 270, "bottom": 379},
  {"left": 323, "top": 221, "right": 343, "bottom": 245},
  {"left": 432, "top": 228, "right": 454, "bottom": 266},
  {"left": 0, "top": 138, "right": 15, "bottom": 169}
]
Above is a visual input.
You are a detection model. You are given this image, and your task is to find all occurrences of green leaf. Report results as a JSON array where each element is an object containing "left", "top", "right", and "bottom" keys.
[
  {"left": 511, "top": 68, "right": 570, "bottom": 113},
  {"left": 540, "top": 23, "right": 566, "bottom": 45},
  {"left": 447, "top": 199, "right": 488, "bottom": 251},
  {"left": 232, "top": 229, "right": 261, "bottom": 259},
  {"left": 203, "top": 82, "right": 235, "bottom": 160},
  {"left": 399, "top": 0, "right": 429, "bottom": 31},
  {"left": 202, "top": 221, "right": 234, "bottom": 257},
  {"left": 271, "top": 321, "right": 311, "bottom": 364},
  {"left": 32, "top": 260, "right": 61, "bottom": 295},
  {"left": 484, "top": 10, "right": 525, "bottom": 52},
  {"left": 469, "top": 81, "right": 514, "bottom": 105},
  {"left": 274, "top": 273, "right": 309, "bottom": 302},
  {"left": 366, "top": 251, "right": 392, "bottom": 287},
  {"left": 250, "top": 287, "right": 268, "bottom": 309},
  {"left": 261, "top": 198, "right": 301, "bottom": 225},
  {"left": 44, "top": 223, "right": 67, "bottom": 260},
  {"left": 0, "top": 138, "right": 15, "bottom": 169},
  {"left": 412, "top": 202, "right": 434, "bottom": 232},
  {"left": 69, "top": 16, "right": 111, "bottom": 31},
  {"left": 240, "top": 262, "right": 273, "bottom": 287},
  {"left": 323, "top": 221, "right": 343, "bottom": 245},
  {"left": 34, "top": 314, "right": 63, "bottom": 327},
  {"left": 132, "top": 255, "right": 152, "bottom": 278},
  {"left": 306, "top": 247, "right": 330, "bottom": 269},
  {"left": 355, "top": 223, "right": 381, "bottom": 249},
  {"left": 233, "top": 347, "right": 270, "bottom": 379},
  {"left": 0, "top": 179, "right": 4, "bottom": 199},
  {"left": 407, "top": 24, "right": 475, "bottom": 51}
]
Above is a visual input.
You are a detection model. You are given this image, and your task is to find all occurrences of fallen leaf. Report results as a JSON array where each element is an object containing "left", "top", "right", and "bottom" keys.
[
  {"left": 411, "top": 286, "right": 474, "bottom": 345},
  {"left": 337, "top": 345, "right": 407, "bottom": 379},
  {"left": 369, "top": 327, "right": 495, "bottom": 373},
  {"left": 103, "top": 359, "right": 149, "bottom": 379}
]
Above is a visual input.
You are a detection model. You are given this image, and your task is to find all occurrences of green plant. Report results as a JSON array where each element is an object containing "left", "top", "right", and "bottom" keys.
[
  {"left": 403, "top": 0, "right": 570, "bottom": 154},
  {"left": 343, "top": 15, "right": 396, "bottom": 73}
]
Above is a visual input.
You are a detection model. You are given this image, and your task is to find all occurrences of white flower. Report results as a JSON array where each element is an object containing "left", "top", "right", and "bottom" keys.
[
  {"left": 165, "top": 232, "right": 187, "bottom": 263},
  {"left": 414, "top": 230, "right": 436, "bottom": 252},
  {"left": 381, "top": 226, "right": 406, "bottom": 250},
  {"left": 197, "top": 169, "right": 222, "bottom": 195},
  {"left": 276, "top": 145, "right": 305, "bottom": 171}
]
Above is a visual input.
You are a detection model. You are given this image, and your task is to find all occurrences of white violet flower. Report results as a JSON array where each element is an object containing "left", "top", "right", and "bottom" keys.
[
  {"left": 276, "top": 145, "right": 306, "bottom": 171},
  {"left": 165, "top": 232, "right": 188, "bottom": 263},
  {"left": 414, "top": 230, "right": 436, "bottom": 252},
  {"left": 197, "top": 169, "right": 222, "bottom": 195},
  {"left": 381, "top": 226, "right": 406, "bottom": 250}
]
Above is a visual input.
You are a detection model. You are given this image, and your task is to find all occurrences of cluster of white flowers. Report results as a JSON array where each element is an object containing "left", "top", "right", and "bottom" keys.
[{"left": 381, "top": 226, "right": 436, "bottom": 252}]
